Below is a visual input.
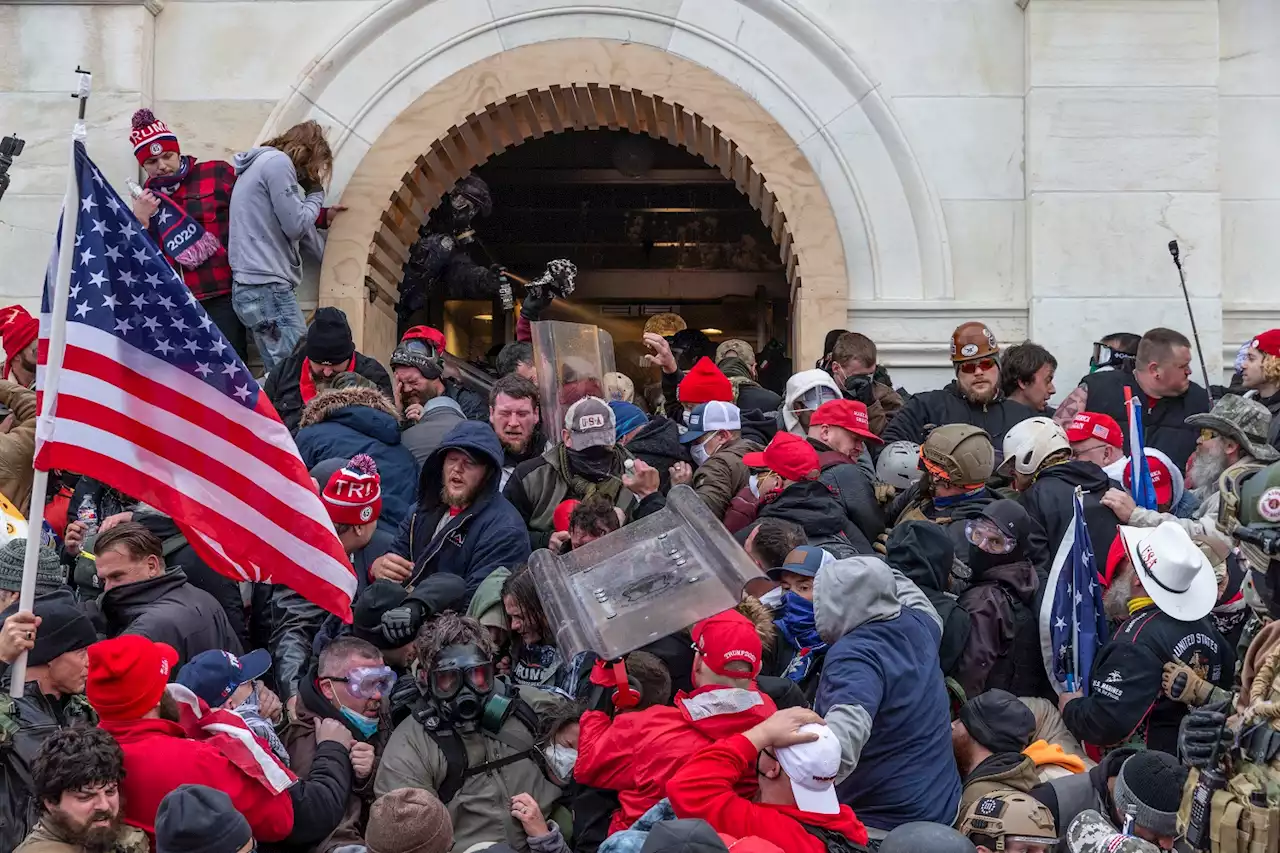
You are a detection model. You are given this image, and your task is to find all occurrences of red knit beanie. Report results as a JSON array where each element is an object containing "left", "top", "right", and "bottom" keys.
[
  {"left": 87, "top": 635, "right": 179, "bottom": 721},
  {"left": 0, "top": 305, "right": 38, "bottom": 379},
  {"left": 678, "top": 357, "right": 733, "bottom": 404},
  {"left": 129, "top": 109, "right": 181, "bottom": 165},
  {"left": 322, "top": 454, "right": 382, "bottom": 526}
]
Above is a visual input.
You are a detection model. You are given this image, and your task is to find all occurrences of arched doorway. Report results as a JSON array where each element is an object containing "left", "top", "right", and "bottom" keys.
[
  {"left": 259, "top": 4, "right": 953, "bottom": 366},
  {"left": 372, "top": 86, "right": 797, "bottom": 377}
]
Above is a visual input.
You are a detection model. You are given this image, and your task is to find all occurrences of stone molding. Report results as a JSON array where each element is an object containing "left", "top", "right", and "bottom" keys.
[{"left": 4, "top": 0, "right": 165, "bottom": 14}]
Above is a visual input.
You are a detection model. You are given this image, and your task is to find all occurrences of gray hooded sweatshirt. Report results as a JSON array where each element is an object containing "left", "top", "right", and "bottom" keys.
[{"left": 228, "top": 146, "right": 326, "bottom": 288}]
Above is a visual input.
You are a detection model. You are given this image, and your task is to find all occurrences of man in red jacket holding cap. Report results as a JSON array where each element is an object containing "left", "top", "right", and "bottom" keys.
[
  {"left": 575, "top": 609, "right": 778, "bottom": 835},
  {"left": 88, "top": 634, "right": 354, "bottom": 846}
]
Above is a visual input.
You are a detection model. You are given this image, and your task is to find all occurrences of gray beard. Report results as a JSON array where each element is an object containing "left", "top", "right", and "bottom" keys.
[
  {"left": 1104, "top": 571, "right": 1136, "bottom": 623},
  {"left": 1189, "top": 445, "right": 1230, "bottom": 499}
]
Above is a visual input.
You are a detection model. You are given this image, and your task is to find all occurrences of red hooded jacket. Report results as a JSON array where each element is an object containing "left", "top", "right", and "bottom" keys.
[
  {"left": 667, "top": 733, "right": 869, "bottom": 853},
  {"left": 576, "top": 683, "right": 777, "bottom": 834},
  {"left": 100, "top": 717, "right": 295, "bottom": 841}
]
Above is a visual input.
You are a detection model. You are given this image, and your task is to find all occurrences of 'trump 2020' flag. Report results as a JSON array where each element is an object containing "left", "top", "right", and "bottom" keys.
[
  {"left": 1040, "top": 487, "right": 1108, "bottom": 695},
  {"left": 36, "top": 142, "right": 356, "bottom": 620}
]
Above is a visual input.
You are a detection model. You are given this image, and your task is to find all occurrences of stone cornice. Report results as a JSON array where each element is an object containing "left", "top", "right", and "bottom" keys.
[{"left": 4, "top": 0, "right": 164, "bottom": 15}]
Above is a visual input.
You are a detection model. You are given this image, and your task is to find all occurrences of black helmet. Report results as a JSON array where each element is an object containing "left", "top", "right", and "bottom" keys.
[{"left": 879, "top": 822, "right": 977, "bottom": 853}]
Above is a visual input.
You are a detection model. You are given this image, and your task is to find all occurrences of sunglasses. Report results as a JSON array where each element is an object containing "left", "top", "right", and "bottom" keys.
[
  {"left": 958, "top": 358, "right": 998, "bottom": 374},
  {"left": 321, "top": 666, "right": 397, "bottom": 699},
  {"left": 1199, "top": 428, "right": 1220, "bottom": 442}
]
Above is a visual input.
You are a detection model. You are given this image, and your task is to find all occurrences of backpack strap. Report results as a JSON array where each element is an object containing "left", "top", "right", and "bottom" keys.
[{"left": 425, "top": 726, "right": 469, "bottom": 805}]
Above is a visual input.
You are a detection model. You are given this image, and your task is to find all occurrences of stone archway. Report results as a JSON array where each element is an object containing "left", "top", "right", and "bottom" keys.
[
  {"left": 260, "top": 1, "right": 953, "bottom": 366},
  {"left": 369, "top": 85, "right": 802, "bottom": 310}
]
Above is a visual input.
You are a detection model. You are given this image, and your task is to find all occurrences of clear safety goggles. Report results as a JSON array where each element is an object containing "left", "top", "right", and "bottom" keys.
[
  {"left": 964, "top": 519, "right": 1017, "bottom": 555},
  {"left": 798, "top": 385, "right": 841, "bottom": 412},
  {"left": 323, "top": 665, "right": 397, "bottom": 699}
]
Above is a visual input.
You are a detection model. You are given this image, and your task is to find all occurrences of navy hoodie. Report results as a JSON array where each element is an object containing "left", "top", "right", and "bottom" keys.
[{"left": 387, "top": 420, "right": 531, "bottom": 599}]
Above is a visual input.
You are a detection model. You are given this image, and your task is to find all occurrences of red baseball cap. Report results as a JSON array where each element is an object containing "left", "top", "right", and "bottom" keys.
[
  {"left": 811, "top": 399, "right": 881, "bottom": 443},
  {"left": 87, "top": 635, "right": 179, "bottom": 722},
  {"left": 401, "top": 325, "right": 447, "bottom": 354},
  {"left": 1123, "top": 454, "right": 1173, "bottom": 507},
  {"left": 691, "top": 609, "right": 762, "bottom": 678},
  {"left": 1103, "top": 531, "right": 1129, "bottom": 588},
  {"left": 1251, "top": 330, "right": 1280, "bottom": 359},
  {"left": 1065, "top": 412, "right": 1124, "bottom": 450},
  {"left": 742, "top": 432, "right": 821, "bottom": 482}
]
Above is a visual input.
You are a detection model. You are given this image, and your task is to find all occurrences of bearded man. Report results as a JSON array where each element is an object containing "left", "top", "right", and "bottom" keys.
[
  {"left": 1101, "top": 395, "right": 1278, "bottom": 554},
  {"left": 370, "top": 421, "right": 530, "bottom": 597},
  {"left": 18, "top": 727, "right": 147, "bottom": 853},
  {"left": 489, "top": 374, "right": 543, "bottom": 490}
]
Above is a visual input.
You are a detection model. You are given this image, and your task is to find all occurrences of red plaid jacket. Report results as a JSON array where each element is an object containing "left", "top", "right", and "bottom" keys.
[{"left": 149, "top": 158, "right": 236, "bottom": 301}]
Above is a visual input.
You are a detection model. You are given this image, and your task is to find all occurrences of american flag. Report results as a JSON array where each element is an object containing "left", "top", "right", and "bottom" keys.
[
  {"left": 35, "top": 142, "right": 356, "bottom": 619},
  {"left": 1125, "top": 386, "right": 1158, "bottom": 511},
  {"left": 1039, "top": 487, "right": 1108, "bottom": 694}
]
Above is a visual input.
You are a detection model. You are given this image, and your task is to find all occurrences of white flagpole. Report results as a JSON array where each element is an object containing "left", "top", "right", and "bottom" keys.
[{"left": 10, "top": 68, "right": 91, "bottom": 697}]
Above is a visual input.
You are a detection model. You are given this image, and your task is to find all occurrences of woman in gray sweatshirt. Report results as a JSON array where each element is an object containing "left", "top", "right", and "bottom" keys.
[{"left": 228, "top": 120, "right": 339, "bottom": 373}]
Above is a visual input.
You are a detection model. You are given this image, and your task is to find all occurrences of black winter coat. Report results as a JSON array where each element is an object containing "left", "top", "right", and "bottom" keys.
[
  {"left": 1079, "top": 370, "right": 1210, "bottom": 471},
  {"left": 1022, "top": 461, "right": 1122, "bottom": 585},
  {"left": 133, "top": 510, "right": 249, "bottom": 648},
  {"left": 736, "top": 382, "right": 783, "bottom": 415},
  {"left": 739, "top": 408, "right": 780, "bottom": 447},
  {"left": 885, "top": 521, "right": 970, "bottom": 676},
  {"left": 623, "top": 416, "right": 688, "bottom": 494},
  {"left": 955, "top": 556, "right": 1046, "bottom": 700},
  {"left": 98, "top": 568, "right": 243, "bottom": 667},
  {"left": 441, "top": 377, "right": 489, "bottom": 422},
  {"left": 880, "top": 382, "right": 1036, "bottom": 447},
  {"left": 757, "top": 481, "right": 874, "bottom": 554},
  {"left": 264, "top": 345, "right": 394, "bottom": 434},
  {"left": 810, "top": 441, "right": 885, "bottom": 544}
]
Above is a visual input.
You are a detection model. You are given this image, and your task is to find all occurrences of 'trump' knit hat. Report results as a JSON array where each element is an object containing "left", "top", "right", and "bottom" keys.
[
  {"left": 1112, "top": 751, "right": 1186, "bottom": 838},
  {"left": 129, "top": 108, "right": 180, "bottom": 164},
  {"left": 0, "top": 538, "right": 67, "bottom": 596},
  {"left": 957, "top": 689, "right": 1036, "bottom": 753},
  {"left": 366, "top": 787, "right": 454, "bottom": 853},
  {"left": 678, "top": 357, "right": 733, "bottom": 405},
  {"left": 156, "top": 784, "right": 253, "bottom": 853},
  {"left": 306, "top": 307, "right": 356, "bottom": 365},
  {"left": 29, "top": 598, "right": 98, "bottom": 667},
  {"left": 322, "top": 454, "right": 382, "bottom": 526},
  {"left": 0, "top": 305, "right": 38, "bottom": 378},
  {"left": 87, "top": 634, "right": 179, "bottom": 721}
]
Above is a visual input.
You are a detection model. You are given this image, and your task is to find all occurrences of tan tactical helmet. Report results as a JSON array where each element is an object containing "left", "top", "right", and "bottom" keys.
[
  {"left": 921, "top": 424, "right": 995, "bottom": 488},
  {"left": 959, "top": 789, "right": 1058, "bottom": 851},
  {"left": 951, "top": 321, "right": 1000, "bottom": 363}
]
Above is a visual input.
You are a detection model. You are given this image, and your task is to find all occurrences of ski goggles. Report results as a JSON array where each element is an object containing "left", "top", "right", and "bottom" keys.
[
  {"left": 964, "top": 519, "right": 1017, "bottom": 555},
  {"left": 321, "top": 665, "right": 397, "bottom": 699},
  {"left": 1089, "top": 343, "right": 1135, "bottom": 373},
  {"left": 957, "top": 358, "right": 997, "bottom": 374},
  {"left": 400, "top": 338, "right": 441, "bottom": 358}
]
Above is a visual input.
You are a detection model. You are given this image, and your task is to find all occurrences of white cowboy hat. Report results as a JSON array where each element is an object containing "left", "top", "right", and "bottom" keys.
[{"left": 1116, "top": 522, "right": 1217, "bottom": 621}]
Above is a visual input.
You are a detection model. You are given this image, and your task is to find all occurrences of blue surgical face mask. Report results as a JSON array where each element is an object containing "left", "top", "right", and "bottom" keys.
[{"left": 338, "top": 705, "right": 379, "bottom": 739}]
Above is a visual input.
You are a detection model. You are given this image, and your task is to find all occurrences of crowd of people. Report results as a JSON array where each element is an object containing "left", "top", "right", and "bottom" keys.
[{"left": 0, "top": 110, "right": 1278, "bottom": 853}]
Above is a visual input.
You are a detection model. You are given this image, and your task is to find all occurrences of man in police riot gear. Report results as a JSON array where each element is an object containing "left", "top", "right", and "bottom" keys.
[
  {"left": 1172, "top": 459, "right": 1280, "bottom": 853},
  {"left": 1057, "top": 522, "right": 1232, "bottom": 757},
  {"left": 881, "top": 322, "right": 1037, "bottom": 447},
  {"left": 374, "top": 613, "right": 563, "bottom": 853}
]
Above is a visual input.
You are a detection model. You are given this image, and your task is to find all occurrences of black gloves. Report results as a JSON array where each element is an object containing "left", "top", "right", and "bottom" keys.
[
  {"left": 520, "top": 291, "right": 554, "bottom": 323},
  {"left": 1177, "top": 699, "right": 1233, "bottom": 768},
  {"left": 380, "top": 601, "right": 425, "bottom": 646}
]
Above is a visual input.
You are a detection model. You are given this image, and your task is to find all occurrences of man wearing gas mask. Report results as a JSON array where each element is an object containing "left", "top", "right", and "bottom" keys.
[
  {"left": 283, "top": 636, "right": 394, "bottom": 852},
  {"left": 1169, "top": 459, "right": 1280, "bottom": 853},
  {"left": 375, "top": 613, "right": 562, "bottom": 853}
]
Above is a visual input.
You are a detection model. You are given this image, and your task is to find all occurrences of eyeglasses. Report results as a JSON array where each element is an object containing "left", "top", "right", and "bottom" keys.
[
  {"left": 964, "top": 519, "right": 1017, "bottom": 555},
  {"left": 1199, "top": 428, "right": 1220, "bottom": 442},
  {"left": 958, "top": 358, "right": 998, "bottom": 374},
  {"left": 428, "top": 661, "right": 494, "bottom": 700},
  {"left": 321, "top": 666, "right": 397, "bottom": 699}
]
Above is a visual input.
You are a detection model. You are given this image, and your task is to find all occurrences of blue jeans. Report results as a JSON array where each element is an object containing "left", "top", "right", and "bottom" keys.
[{"left": 231, "top": 281, "right": 306, "bottom": 374}]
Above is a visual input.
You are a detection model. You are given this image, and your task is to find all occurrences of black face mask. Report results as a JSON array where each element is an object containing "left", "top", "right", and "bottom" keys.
[
  {"left": 842, "top": 374, "right": 875, "bottom": 405},
  {"left": 569, "top": 445, "right": 616, "bottom": 478}
]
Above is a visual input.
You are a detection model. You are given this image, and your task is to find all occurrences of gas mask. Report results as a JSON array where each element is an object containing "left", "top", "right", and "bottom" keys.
[
  {"left": 838, "top": 371, "right": 875, "bottom": 405},
  {"left": 424, "top": 644, "right": 495, "bottom": 724},
  {"left": 449, "top": 193, "right": 478, "bottom": 242}
]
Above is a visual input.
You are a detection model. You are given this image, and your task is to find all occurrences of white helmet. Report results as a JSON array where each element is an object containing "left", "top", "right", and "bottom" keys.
[
  {"left": 999, "top": 417, "right": 1070, "bottom": 477},
  {"left": 876, "top": 441, "right": 923, "bottom": 489}
]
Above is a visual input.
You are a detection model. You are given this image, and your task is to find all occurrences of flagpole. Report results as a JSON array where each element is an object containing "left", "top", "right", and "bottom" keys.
[{"left": 9, "top": 68, "right": 91, "bottom": 698}]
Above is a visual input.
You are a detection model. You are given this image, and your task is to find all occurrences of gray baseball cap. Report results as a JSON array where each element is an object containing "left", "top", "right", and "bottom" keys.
[{"left": 564, "top": 396, "right": 616, "bottom": 449}]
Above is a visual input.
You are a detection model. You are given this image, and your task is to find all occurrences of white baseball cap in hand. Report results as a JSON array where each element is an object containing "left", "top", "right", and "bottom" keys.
[
  {"left": 776, "top": 723, "right": 843, "bottom": 815},
  {"left": 1117, "top": 521, "right": 1217, "bottom": 621}
]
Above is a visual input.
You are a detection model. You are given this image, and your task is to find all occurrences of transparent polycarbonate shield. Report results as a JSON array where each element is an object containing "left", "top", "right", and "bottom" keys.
[
  {"left": 441, "top": 351, "right": 494, "bottom": 401},
  {"left": 530, "top": 320, "right": 617, "bottom": 441},
  {"left": 529, "top": 485, "right": 766, "bottom": 660}
]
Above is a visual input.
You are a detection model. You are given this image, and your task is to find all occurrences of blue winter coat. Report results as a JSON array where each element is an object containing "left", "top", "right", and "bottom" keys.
[
  {"left": 388, "top": 420, "right": 531, "bottom": 600},
  {"left": 293, "top": 386, "right": 420, "bottom": 531}
]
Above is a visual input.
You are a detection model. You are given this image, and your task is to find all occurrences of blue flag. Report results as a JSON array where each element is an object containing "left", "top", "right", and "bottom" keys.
[
  {"left": 1127, "top": 391, "right": 1158, "bottom": 511},
  {"left": 1040, "top": 488, "right": 1108, "bottom": 694}
]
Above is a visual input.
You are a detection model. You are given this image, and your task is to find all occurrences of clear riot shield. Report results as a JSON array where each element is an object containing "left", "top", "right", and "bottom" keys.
[
  {"left": 529, "top": 320, "right": 616, "bottom": 440},
  {"left": 441, "top": 352, "right": 494, "bottom": 402},
  {"left": 528, "top": 485, "right": 766, "bottom": 660}
]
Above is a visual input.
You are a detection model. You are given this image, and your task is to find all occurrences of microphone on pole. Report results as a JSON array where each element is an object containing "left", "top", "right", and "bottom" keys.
[{"left": 1168, "top": 240, "right": 1213, "bottom": 401}]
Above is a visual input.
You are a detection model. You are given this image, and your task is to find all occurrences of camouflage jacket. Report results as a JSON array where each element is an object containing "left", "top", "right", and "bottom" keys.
[{"left": 15, "top": 818, "right": 148, "bottom": 853}]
